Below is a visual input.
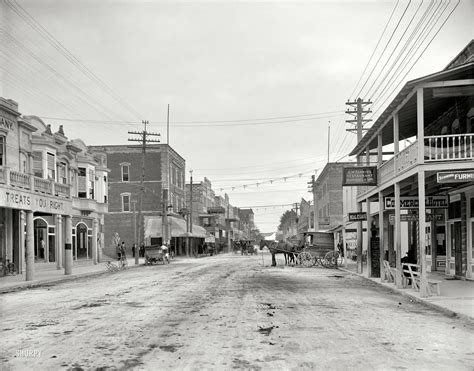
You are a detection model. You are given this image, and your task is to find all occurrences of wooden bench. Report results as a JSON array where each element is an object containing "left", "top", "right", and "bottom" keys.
[
  {"left": 383, "top": 260, "right": 396, "bottom": 283},
  {"left": 402, "top": 263, "right": 441, "bottom": 296}
]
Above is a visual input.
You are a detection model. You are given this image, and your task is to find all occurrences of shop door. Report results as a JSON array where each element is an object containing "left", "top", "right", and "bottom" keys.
[
  {"left": 76, "top": 224, "right": 88, "bottom": 259},
  {"left": 34, "top": 219, "right": 47, "bottom": 261},
  {"left": 450, "top": 222, "right": 462, "bottom": 276}
]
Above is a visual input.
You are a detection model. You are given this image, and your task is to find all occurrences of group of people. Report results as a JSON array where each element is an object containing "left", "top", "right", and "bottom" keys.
[{"left": 116, "top": 242, "right": 146, "bottom": 260}]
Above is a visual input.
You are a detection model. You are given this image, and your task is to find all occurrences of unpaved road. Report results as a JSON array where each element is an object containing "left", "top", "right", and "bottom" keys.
[{"left": 1, "top": 252, "right": 473, "bottom": 370}]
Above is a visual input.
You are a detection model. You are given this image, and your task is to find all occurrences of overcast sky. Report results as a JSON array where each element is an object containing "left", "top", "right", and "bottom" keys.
[{"left": 2, "top": 0, "right": 472, "bottom": 232}]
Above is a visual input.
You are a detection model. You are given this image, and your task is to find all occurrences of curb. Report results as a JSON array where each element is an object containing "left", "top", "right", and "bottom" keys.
[
  {"left": 0, "top": 262, "right": 144, "bottom": 295},
  {"left": 339, "top": 267, "right": 473, "bottom": 323}
]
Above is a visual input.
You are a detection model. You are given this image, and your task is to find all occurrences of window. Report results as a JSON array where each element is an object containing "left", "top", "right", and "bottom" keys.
[
  {"left": 122, "top": 194, "right": 131, "bottom": 212},
  {"left": 33, "top": 151, "right": 43, "bottom": 177},
  {"left": 0, "top": 136, "right": 4, "bottom": 166},
  {"left": 57, "top": 162, "right": 67, "bottom": 184},
  {"left": 78, "top": 167, "right": 87, "bottom": 198},
  {"left": 121, "top": 164, "right": 129, "bottom": 182},
  {"left": 47, "top": 152, "right": 55, "bottom": 179},
  {"left": 89, "top": 169, "right": 95, "bottom": 199}
]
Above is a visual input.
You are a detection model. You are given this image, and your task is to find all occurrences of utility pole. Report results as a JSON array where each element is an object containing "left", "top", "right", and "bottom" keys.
[
  {"left": 293, "top": 202, "right": 299, "bottom": 237},
  {"left": 308, "top": 174, "right": 319, "bottom": 234},
  {"left": 188, "top": 170, "right": 193, "bottom": 257},
  {"left": 345, "top": 98, "right": 372, "bottom": 274},
  {"left": 128, "top": 121, "right": 160, "bottom": 248},
  {"left": 132, "top": 200, "right": 138, "bottom": 264},
  {"left": 327, "top": 121, "right": 330, "bottom": 163}
]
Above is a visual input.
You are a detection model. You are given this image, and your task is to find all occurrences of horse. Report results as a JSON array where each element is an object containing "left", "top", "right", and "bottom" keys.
[{"left": 259, "top": 240, "right": 295, "bottom": 267}]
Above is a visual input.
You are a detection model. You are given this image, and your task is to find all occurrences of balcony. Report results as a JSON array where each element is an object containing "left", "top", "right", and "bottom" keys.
[
  {"left": 0, "top": 168, "right": 71, "bottom": 199},
  {"left": 358, "top": 133, "right": 474, "bottom": 198}
]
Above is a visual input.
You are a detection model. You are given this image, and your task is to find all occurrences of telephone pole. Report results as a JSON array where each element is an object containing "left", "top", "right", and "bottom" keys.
[
  {"left": 128, "top": 121, "right": 160, "bottom": 248},
  {"left": 345, "top": 98, "right": 372, "bottom": 274},
  {"left": 307, "top": 174, "right": 319, "bottom": 233}
]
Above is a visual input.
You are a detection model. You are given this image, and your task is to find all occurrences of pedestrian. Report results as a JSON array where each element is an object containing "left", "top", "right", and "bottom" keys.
[
  {"left": 132, "top": 243, "right": 136, "bottom": 258},
  {"left": 161, "top": 242, "right": 169, "bottom": 263},
  {"left": 139, "top": 242, "right": 145, "bottom": 257},
  {"left": 116, "top": 242, "right": 122, "bottom": 260},
  {"left": 39, "top": 238, "right": 45, "bottom": 260},
  {"left": 118, "top": 241, "right": 126, "bottom": 261}
]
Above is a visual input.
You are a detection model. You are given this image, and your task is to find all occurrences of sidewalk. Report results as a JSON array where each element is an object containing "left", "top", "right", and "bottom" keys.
[
  {"left": 339, "top": 260, "right": 474, "bottom": 322},
  {"left": 0, "top": 257, "right": 146, "bottom": 294}
]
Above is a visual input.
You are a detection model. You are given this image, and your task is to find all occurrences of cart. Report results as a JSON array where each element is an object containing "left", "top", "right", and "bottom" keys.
[
  {"left": 296, "top": 232, "right": 339, "bottom": 268},
  {"left": 144, "top": 245, "right": 169, "bottom": 265}
]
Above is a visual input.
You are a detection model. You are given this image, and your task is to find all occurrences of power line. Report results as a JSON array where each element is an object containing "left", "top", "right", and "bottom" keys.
[
  {"left": 5, "top": 0, "right": 143, "bottom": 121},
  {"left": 349, "top": 0, "right": 400, "bottom": 99},
  {"left": 356, "top": 0, "right": 413, "bottom": 99}
]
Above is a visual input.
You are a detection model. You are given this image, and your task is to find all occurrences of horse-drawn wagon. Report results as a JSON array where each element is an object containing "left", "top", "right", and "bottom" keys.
[
  {"left": 297, "top": 232, "right": 339, "bottom": 268},
  {"left": 144, "top": 245, "right": 170, "bottom": 265}
]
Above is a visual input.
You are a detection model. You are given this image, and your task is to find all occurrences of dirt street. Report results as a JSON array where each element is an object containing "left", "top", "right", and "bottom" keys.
[{"left": 1, "top": 252, "right": 473, "bottom": 370}]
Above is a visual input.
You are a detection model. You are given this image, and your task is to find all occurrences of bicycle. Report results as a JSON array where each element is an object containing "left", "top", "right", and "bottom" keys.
[{"left": 1, "top": 259, "right": 17, "bottom": 276}]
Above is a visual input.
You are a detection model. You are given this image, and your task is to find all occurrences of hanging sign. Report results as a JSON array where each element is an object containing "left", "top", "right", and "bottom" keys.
[
  {"left": 437, "top": 171, "right": 474, "bottom": 183},
  {"left": 389, "top": 213, "right": 444, "bottom": 223},
  {"left": 342, "top": 166, "right": 377, "bottom": 186},
  {"left": 384, "top": 196, "right": 448, "bottom": 210},
  {"left": 348, "top": 212, "right": 367, "bottom": 222}
]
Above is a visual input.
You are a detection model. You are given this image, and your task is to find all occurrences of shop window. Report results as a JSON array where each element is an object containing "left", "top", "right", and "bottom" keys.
[
  {"left": 122, "top": 164, "right": 129, "bottom": 182},
  {"left": 122, "top": 194, "right": 130, "bottom": 212}
]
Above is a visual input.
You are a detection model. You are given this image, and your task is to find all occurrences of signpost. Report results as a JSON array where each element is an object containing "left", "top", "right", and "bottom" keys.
[
  {"left": 348, "top": 212, "right": 367, "bottom": 222},
  {"left": 342, "top": 166, "right": 377, "bottom": 186},
  {"left": 437, "top": 171, "right": 474, "bottom": 183}
]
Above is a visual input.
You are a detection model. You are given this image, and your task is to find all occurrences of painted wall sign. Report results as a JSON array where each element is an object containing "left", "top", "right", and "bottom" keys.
[
  {"left": 342, "top": 166, "right": 377, "bottom": 186},
  {"left": 437, "top": 171, "right": 474, "bottom": 183},
  {"left": 0, "top": 187, "right": 72, "bottom": 214},
  {"left": 384, "top": 196, "right": 448, "bottom": 210},
  {"left": 348, "top": 212, "right": 367, "bottom": 221},
  {"left": 389, "top": 213, "right": 444, "bottom": 223}
]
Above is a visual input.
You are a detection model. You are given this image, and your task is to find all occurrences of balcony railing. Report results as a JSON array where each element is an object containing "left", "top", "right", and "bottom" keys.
[
  {"left": 34, "top": 177, "right": 52, "bottom": 194},
  {"left": 396, "top": 140, "right": 418, "bottom": 173},
  {"left": 378, "top": 157, "right": 395, "bottom": 185},
  {"left": 54, "top": 182, "right": 71, "bottom": 197},
  {"left": 10, "top": 171, "right": 30, "bottom": 189},
  {"left": 424, "top": 133, "right": 474, "bottom": 161}
]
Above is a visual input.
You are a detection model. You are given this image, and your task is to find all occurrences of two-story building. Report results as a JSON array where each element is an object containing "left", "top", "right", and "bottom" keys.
[
  {"left": 0, "top": 98, "right": 108, "bottom": 281},
  {"left": 349, "top": 41, "right": 474, "bottom": 295},
  {"left": 90, "top": 144, "right": 188, "bottom": 256}
]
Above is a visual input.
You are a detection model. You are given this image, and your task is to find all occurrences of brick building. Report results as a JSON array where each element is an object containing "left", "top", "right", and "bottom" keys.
[{"left": 89, "top": 144, "right": 186, "bottom": 256}]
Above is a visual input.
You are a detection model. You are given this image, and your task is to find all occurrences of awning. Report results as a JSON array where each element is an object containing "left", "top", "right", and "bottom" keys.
[
  {"left": 144, "top": 216, "right": 187, "bottom": 238},
  {"left": 189, "top": 225, "right": 207, "bottom": 238}
]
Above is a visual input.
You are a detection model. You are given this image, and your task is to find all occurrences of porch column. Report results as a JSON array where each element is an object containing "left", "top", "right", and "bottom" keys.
[
  {"left": 365, "top": 146, "right": 370, "bottom": 165},
  {"left": 379, "top": 192, "right": 385, "bottom": 281},
  {"left": 64, "top": 215, "right": 73, "bottom": 275},
  {"left": 467, "top": 196, "right": 473, "bottom": 279},
  {"left": 416, "top": 88, "right": 425, "bottom": 164},
  {"left": 92, "top": 218, "right": 98, "bottom": 265},
  {"left": 56, "top": 215, "right": 63, "bottom": 269},
  {"left": 394, "top": 182, "right": 403, "bottom": 288},
  {"left": 357, "top": 201, "right": 363, "bottom": 274},
  {"left": 393, "top": 113, "right": 399, "bottom": 176},
  {"left": 342, "top": 222, "right": 347, "bottom": 268},
  {"left": 445, "top": 207, "right": 451, "bottom": 275},
  {"left": 25, "top": 210, "right": 34, "bottom": 281},
  {"left": 378, "top": 133, "right": 383, "bottom": 167},
  {"left": 418, "top": 170, "right": 429, "bottom": 297},
  {"left": 366, "top": 198, "right": 372, "bottom": 277},
  {"left": 19, "top": 211, "right": 25, "bottom": 274}
]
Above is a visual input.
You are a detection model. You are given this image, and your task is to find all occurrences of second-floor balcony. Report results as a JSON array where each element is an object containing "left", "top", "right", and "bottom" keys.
[{"left": 358, "top": 133, "right": 474, "bottom": 197}]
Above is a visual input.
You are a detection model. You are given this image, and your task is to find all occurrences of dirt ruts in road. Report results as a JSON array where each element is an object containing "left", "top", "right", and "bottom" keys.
[{"left": 1, "top": 254, "right": 473, "bottom": 370}]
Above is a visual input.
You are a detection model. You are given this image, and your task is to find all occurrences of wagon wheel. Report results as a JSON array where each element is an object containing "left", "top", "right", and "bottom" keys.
[
  {"left": 298, "top": 251, "right": 314, "bottom": 267},
  {"left": 324, "top": 251, "right": 339, "bottom": 268}
]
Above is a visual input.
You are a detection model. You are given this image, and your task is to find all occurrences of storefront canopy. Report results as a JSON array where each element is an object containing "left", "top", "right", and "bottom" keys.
[{"left": 144, "top": 216, "right": 207, "bottom": 239}]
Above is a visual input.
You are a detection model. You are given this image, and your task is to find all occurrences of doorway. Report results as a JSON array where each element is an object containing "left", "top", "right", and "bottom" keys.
[
  {"left": 34, "top": 218, "right": 48, "bottom": 261},
  {"left": 76, "top": 223, "right": 88, "bottom": 259},
  {"left": 449, "top": 221, "right": 462, "bottom": 276}
]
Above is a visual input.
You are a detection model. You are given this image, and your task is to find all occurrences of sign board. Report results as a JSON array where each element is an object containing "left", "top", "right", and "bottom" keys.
[
  {"left": 437, "top": 171, "right": 474, "bottom": 183},
  {"left": 0, "top": 187, "right": 72, "bottom": 214},
  {"left": 389, "top": 213, "right": 444, "bottom": 224},
  {"left": 384, "top": 196, "right": 448, "bottom": 210},
  {"left": 348, "top": 212, "right": 367, "bottom": 222},
  {"left": 342, "top": 166, "right": 377, "bottom": 186},
  {"left": 207, "top": 206, "right": 225, "bottom": 214}
]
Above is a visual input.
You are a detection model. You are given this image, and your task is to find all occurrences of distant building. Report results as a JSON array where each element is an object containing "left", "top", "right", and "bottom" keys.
[{"left": 89, "top": 144, "right": 186, "bottom": 256}]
